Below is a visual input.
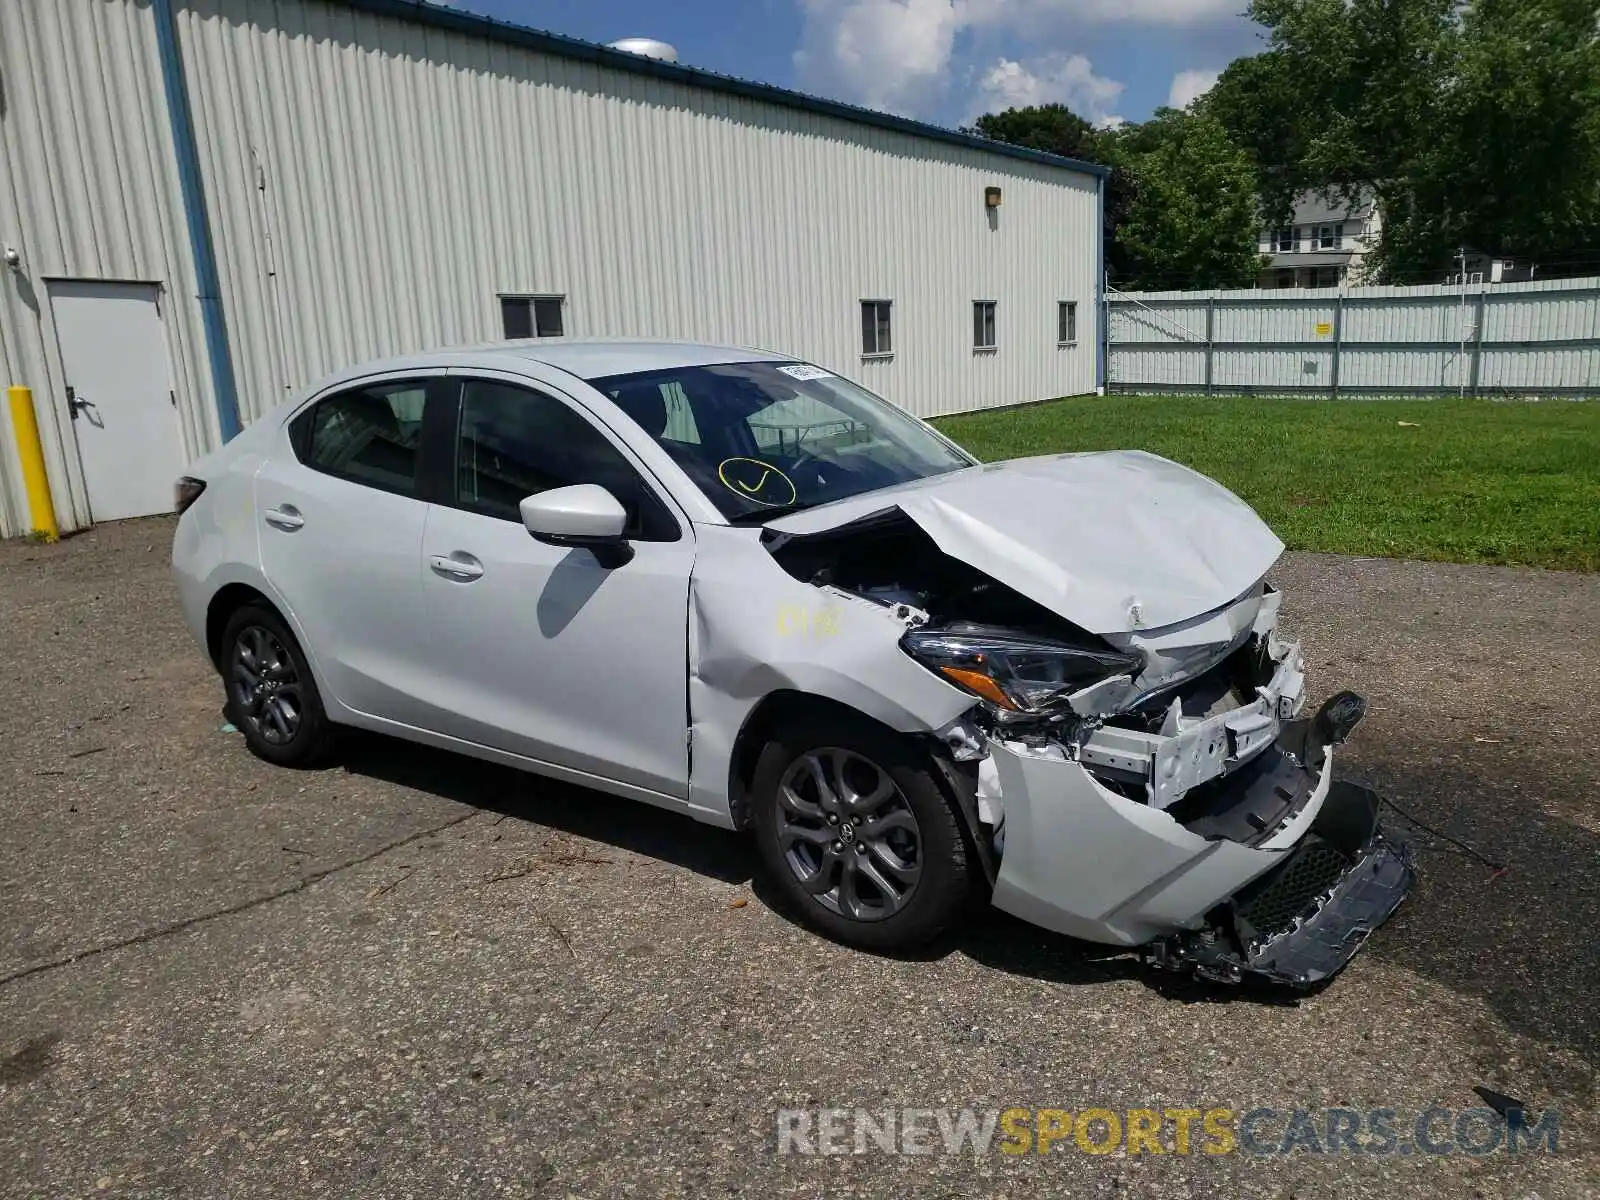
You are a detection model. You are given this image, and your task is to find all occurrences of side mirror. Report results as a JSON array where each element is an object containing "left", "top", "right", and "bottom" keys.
[{"left": 519, "top": 485, "right": 632, "bottom": 561}]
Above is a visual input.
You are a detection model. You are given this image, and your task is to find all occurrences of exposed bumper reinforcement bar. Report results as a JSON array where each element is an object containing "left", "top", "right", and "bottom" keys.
[{"left": 1143, "top": 781, "right": 1414, "bottom": 988}]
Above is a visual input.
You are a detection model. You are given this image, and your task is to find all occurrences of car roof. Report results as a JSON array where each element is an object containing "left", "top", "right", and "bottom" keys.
[{"left": 333, "top": 339, "right": 794, "bottom": 385}]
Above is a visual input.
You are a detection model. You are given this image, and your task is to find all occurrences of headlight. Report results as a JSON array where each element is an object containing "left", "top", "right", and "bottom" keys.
[{"left": 900, "top": 627, "right": 1143, "bottom": 715}]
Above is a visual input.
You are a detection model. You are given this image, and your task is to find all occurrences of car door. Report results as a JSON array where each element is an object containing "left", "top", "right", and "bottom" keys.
[
  {"left": 255, "top": 373, "right": 445, "bottom": 725},
  {"left": 413, "top": 374, "right": 696, "bottom": 800}
]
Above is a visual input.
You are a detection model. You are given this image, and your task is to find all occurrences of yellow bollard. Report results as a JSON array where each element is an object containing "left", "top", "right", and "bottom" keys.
[{"left": 8, "top": 385, "right": 59, "bottom": 542}]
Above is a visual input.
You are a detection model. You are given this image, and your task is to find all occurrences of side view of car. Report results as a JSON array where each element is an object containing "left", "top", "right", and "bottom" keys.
[{"left": 172, "top": 340, "right": 1411, "bottom": 985}]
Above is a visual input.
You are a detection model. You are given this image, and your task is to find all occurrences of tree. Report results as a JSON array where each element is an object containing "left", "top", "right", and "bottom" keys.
[
  {"left": 1446, "top": 0, "right": 1600, "bottom": 266},
  {"left": 1200, "top": 50, "right": 1310, "bottom": 226},
  {"left": 966, "top": 105, "right": 1102, "bottom": 163},
  {"left": 1244, "top": 0, "right": 1600, "bottom": 279},
  {"left": 1108, "top": 110, "right": 1268, "bottom": 290}
]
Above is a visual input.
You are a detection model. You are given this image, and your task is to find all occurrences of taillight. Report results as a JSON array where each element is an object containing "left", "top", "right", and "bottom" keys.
[{"left": 174, "top": 476, "right": 207, "bottom": 515}]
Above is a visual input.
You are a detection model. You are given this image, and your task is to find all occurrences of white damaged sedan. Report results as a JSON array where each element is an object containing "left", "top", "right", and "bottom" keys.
[{"left": 172, "top": 341, "right": 1411, "bottom": 986}]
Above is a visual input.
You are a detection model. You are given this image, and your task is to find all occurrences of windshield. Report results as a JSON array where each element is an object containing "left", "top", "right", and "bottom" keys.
[{"left": 588, "top": 361, "right": 975, "bottom": 521}]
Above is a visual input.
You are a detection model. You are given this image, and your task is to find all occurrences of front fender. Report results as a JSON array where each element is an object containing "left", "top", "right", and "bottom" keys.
[{"left": 683, "top": 525, "right": 972, "bottom": 827}]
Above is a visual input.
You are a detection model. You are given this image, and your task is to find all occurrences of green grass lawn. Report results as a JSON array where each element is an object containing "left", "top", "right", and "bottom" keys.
[{"left": 931, "top": 396, "right": 1600, "bottom": 572}]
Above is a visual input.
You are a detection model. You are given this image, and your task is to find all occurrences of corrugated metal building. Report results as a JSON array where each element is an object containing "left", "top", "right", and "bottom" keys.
[{"left": 0, "top": 0, "right": 1106, "bottom": 537}]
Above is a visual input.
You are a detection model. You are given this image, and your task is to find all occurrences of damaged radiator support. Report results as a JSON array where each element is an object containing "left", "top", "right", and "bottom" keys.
[{"left": 1072, "top": 633, "right": 1308, "bottom": 811}]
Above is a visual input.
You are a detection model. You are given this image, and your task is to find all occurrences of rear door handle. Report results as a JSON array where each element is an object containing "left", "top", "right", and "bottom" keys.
[
  {"left": 429, "top": 553, "right": 484, "bottom": 581},
  {"left": 264, "top": 505, "right": 305, "bottom": 532}
]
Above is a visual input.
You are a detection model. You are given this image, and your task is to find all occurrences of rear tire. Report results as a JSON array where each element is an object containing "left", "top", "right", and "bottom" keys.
[
  {"left": 220, "top": 603, "right": 336, "bottom": 768},
  {"left": 751, "top": 709, "right": 972, "bottom": 952}
]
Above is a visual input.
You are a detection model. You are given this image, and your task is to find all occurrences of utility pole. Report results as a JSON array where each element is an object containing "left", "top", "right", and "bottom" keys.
[{"left": 1458, "top": 245, "right": 1469, "bottom": 397}]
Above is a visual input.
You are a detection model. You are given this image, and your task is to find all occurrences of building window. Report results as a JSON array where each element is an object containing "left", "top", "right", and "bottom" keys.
[
  {"left": 1057, "top": 301, "right": 1078, "bottom": 345},
  {"left": 973, "top": 301, "right": 996, "bottom": 350},
  {"left": 500, "top": 295, "right": 565, "bottom": 339},
  {"left": 1309, "top": 265, "right": 1342, "bottom": 288},
  {"left": 1334, "top": 222, "right": 1345, "bottom": 248},
  {"left": 1316, "top": 225, "right": 1337, "bottom": 250},
  {"left": 1270, "top": 227, "right": 1295, "bottom": 253},
  {"left": 860, "top": 300, "right": 892, "bottom": 357}
]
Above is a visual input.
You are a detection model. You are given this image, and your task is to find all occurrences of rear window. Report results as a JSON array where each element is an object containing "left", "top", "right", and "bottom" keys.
[{"left": 292, "top": 381, "right": 426, "bottom": 496}]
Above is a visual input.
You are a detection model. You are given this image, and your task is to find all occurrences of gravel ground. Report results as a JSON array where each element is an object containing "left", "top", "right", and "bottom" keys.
[{"left": 0, "top": 517, "right": 1596, "bottom": 1198}]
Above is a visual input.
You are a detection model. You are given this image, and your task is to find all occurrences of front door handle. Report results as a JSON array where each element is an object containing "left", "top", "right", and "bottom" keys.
[
  {"left": 429, "top": 553, "right": 485, "bottom": 581},
  {"left": 264, "top": 505, "right": 305, "bottom": 532}
]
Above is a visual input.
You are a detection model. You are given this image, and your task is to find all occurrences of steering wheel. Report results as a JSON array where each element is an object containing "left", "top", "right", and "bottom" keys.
[{"left": 786, "top": 444, "right": 821, "bottom": 476}]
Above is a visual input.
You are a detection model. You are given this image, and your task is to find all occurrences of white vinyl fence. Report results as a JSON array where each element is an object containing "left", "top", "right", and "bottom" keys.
[{"left": 1106, "top": 276, "right": 1600, "bottom": 396}]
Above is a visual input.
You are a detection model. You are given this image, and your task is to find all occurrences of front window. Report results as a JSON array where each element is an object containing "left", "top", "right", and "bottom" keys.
[
  {"left": 453, "top": 379, "right": 677, "bottom": 539},
  {"left": 589, "top": 361, "right": 974, "bottom": 522},
  {"left": 1270, "top": 227, "right": 1295, "bottom": 253}
]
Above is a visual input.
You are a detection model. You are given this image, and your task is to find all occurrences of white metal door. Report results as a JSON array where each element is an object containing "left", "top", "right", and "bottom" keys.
[
  {"left": 48, "top": 281, "right": 184, "bottom": 521},
  {"left": 411, "top": 376, "right": 696, "bottom": 800}
]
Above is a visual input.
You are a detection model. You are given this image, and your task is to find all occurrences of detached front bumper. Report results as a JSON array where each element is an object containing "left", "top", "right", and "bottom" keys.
[
  {"left": 987, "top": 695, "right": 1413, "bottom": 986},
  {"left": 1145, "top": 782, "right": 1414, "bottom": 987}
]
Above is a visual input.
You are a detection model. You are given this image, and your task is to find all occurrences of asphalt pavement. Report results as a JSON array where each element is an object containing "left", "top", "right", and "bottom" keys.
[{"left": 1, "top": 517, "right": 1595, "bottom": 1197}]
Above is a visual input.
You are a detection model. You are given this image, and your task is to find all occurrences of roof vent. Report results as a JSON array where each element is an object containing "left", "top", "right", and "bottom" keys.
[{"left": 606, "top": 37, "right": 679, "bottom": 63}]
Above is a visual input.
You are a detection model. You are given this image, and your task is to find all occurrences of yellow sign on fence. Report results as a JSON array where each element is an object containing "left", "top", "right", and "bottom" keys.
[{"left": 1314, "top": 322, "right": 1334, "bottom": 337}]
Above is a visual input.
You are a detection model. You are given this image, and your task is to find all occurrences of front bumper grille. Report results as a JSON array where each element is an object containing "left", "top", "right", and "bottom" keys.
[
  {"left": 1145, "top": 780, "right": 1415, "bottom": 988},
  {"left": 1241, "top": 825, "right": 1414, "bottom": 986},
  {"left": 1233, "top": 834, "right": 1352, "bottom": 945}
]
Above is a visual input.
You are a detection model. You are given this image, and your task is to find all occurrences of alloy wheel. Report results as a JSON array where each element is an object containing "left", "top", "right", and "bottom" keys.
[
  {"left": 229, "top": 625, "right": 304, "bottom": 746},
  {"left": 775, "top": 747, "right": 923, "bottom": 921}
]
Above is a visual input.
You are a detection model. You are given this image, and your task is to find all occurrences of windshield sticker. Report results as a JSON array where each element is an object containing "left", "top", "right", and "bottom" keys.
[
  {"left": 775, "top": 363, "right": 833, "bottom": 382},
  {"left": 716, "top": 457, "right": 799, "bottom": 508}
]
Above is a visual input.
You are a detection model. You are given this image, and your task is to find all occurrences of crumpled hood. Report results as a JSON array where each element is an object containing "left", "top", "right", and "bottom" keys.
[{"left": 765, "top": 450, "right": 1284, "bottom": 634}]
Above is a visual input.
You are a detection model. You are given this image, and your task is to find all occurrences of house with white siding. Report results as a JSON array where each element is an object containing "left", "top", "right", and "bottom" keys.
[{"left": 1258, "top": 189, "right": 1382, "bottom": 288}]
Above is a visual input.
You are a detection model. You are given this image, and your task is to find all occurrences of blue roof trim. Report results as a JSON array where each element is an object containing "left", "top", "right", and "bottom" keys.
[{"left": 332, "top": 0, "right": 1112, "bottom": 181}]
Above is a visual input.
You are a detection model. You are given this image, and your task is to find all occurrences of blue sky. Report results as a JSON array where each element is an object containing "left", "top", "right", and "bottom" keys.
[{"left": 446, "top": 0, "right": 1271, "bottom": 129}]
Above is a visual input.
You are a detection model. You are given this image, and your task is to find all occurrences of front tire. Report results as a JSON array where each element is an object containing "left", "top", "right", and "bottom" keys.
[
  {"left": 751, "top": 710, "right": 972, "bottom": 952},
  {"left": 220, "top": 604, "right": 336, "bottom": 767}
]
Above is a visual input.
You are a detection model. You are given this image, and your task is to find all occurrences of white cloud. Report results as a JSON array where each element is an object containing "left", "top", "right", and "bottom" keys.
[
  {"left": 1069, "top": 0, "right": 1237, "bottom": 19},
  {"left": 973, "top": 55, "right": 1125, "bottom": 127},
  {"left": 793, "top": 0, "right": 968, "bottom": 116},
  {"left": 795, "top": 0, "right": 1235, "bottom": 119},
  {"left": 1167, "top": 67, "right": 1220, "bottom": 109}
]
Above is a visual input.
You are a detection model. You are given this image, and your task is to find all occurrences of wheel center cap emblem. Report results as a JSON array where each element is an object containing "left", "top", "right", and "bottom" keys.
[{"left": 839, "top": 822, "right": 856, "bottom": 844}]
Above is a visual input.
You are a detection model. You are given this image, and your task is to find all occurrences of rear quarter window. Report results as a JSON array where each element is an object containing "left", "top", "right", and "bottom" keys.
[{"left": 290, "top": 382, "right": 428, "bottom": 496}]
